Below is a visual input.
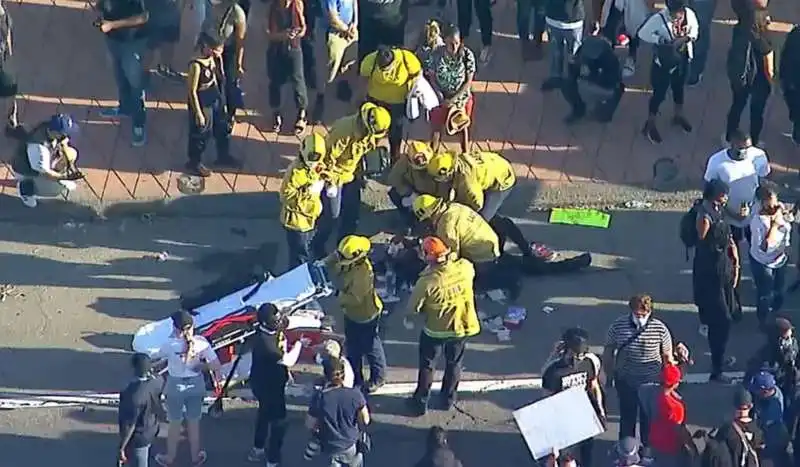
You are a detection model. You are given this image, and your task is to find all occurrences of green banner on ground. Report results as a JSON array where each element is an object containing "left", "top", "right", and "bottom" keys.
[{"left": 548, "top": 208, "right": 611, "bottom": 229}]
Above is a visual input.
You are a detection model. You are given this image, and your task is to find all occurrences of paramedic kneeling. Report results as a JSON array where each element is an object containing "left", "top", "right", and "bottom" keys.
[
  {"left": 326, "top": 235, "right": 387, "bottom": 393},
  {"left": 560, "top": 35, "right": 624, "bottom": 125},
  {"left": 10, "top": 114, "right": 83, "bottom": 208},
  {"left": 404, "top": 237, "right": 480, "bottom": 416},
  {"left": 248, "top": 303, "right": 304, "bottom": 466}
]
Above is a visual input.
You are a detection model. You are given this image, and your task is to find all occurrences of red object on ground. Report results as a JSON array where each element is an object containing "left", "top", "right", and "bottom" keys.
[{"left": 429, "top": 95, "right": 475, "bottom": 128}]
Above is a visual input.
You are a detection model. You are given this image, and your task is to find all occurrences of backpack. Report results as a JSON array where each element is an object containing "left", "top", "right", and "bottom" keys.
[{"left": 679, "top": 199, "right": 703, "bottom": 258}]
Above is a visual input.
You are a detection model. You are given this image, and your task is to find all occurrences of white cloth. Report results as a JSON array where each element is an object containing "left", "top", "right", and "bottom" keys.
[
  {"left": 703, "top": 148, "right": 770, "bottom": 228},
  {"left": 27, "top": 143, "right": 53, "bottom": 174},
  {"left": 325, "top": 184, "right": 339, "bottom": 198},
  {"left": 406, "top": 75, "right": 440, "bottom": 121},
  {"left": 750, "top": 213, "right": 791, "bottom": 268},
  {"left": 601, "top": 0, "right": 650, "bottom": 37},
  {"left": 158, "top": 335, "right": 218, "bottom": 378},
  {"left": 638, "top": 8, "right": 699, "bottom": 60},
  {"left": 309, "top": 180, "right": 325, "bottom": 195}
]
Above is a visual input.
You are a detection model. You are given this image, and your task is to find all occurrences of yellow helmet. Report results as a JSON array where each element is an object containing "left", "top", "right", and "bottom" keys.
[
  {"left": 427, "top": 152, "right": 455, "bottom": 182},
  {"left": 360, "top": 102, "right": 391, "bottom": 137},
  {"left": 407, "top": 141, "right": 433, "bottom": 169},
  {"left": 299, "top": 133, "right": 326, "bottom": 169},
  {"left": 337, "top": 235, "right": 372, "bottom": 262},
  {"left": 413, "top": 194, "right": 443, "bottom": 221}
]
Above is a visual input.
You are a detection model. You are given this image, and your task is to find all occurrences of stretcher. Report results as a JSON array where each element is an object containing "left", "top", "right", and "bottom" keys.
[{"left": 131, "top": 262, "right": 336, "bottom": 403}]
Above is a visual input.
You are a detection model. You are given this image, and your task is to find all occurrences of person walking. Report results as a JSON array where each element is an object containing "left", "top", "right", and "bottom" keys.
[
  {"left": 185, "top": 31, "right": 241, "bottom": 177},
  {"left": 602, "top": 294, "right": 689, "bottom": 446},
  {"left": 403, "top": 237, "right": 481, "bottom": 416},
  {"left": 517, "top": 0, "right": 546, "bottom": 61},
  {"left": 306, "top": 357, "right": 371, "bottom": 467},
  {"left": 456, "top": 0, "right": 493, "bottom": 62},
  {"left": 686, "top": 0, "right": 716, "bottom": 85},
  {"left": 779, "top": 25, "right": 800, "bottom": 145},
  {"left": 638, "top": 0, "right": 698, "bottom": 144},
  {"left": 325, "top": 235, "right": 387, "bottom": 393},
  {"left": 311, "top": 0, "right": 358, "bottom": 123},
  {"left": 118, "top": 353, "right": 164, "bottom": 467},
  {"left": 266, "top": 0, "right": 309, "bottom": 134},
  {"left": 691, "top": 179, "right": 738, "bottom": 383},
  {"left": 725, "top": 0, "right": 773, "bottom": 146},
  {"left": 749, "top": 182, "right": 791, "bottom": 328},
  {"left": 96, "top": 0, "right": 150, "bottom": 146},
  {"left": 540, "top": 0, "right": 585, "bottom": 91},
  {"left": 247, "top": 303, "right": 305, "bottom": 466}
]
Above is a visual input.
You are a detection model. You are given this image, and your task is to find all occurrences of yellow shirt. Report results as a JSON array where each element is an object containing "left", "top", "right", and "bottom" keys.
[{"left": 360, "top": 49, "right": 422, "bottom": 105}]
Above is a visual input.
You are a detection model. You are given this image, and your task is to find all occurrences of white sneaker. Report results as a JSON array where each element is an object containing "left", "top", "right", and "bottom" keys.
[
  {"left": 59, "top": 180, "right": 78, "bottom": 191},
  {"left": 16, "top": 181, "right": 37, "bottom": 208},
  {"left": 246, "top": 447, "right": 264, "bottom": 462},
  {"left": 622, "top": 57, "right": 636, "bottom": 78},
  {"left": 479, "top": 46, "right": 492, "bottom": 63}
]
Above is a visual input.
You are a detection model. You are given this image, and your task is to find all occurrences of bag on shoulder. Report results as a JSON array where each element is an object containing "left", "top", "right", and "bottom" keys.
[
  {"left": 679, "top": 199, "right": 703, "bottom": 255},
  {"left": 361, "top": 147, "right": 391, "bottom": 179}
]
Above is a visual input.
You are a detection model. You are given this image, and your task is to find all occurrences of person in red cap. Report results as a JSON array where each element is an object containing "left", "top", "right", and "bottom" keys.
[{"left": 649, "top": 363, "right": 692, "bottom": 466}]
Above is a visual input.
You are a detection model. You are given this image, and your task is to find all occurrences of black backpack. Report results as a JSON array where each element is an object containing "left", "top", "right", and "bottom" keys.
[{"left": 679, "top": 199, "right": 703, "bottom": 259}]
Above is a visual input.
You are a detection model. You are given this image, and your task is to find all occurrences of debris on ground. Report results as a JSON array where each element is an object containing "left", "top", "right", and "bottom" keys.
[
  {"left": 155, "top": 251, "right": 170, "bottom": 262},
  {"left": 622, "top": 200, "right": 653, "bottom": 209},
  {"left": 486, "top": 289, "right": 506, "bottom": 302},
  {"left": 541, "top": 306, "right": 554, "bottom": 314},
  {"left": 0, "top": 284, "right": 24, "bottom": 302}
]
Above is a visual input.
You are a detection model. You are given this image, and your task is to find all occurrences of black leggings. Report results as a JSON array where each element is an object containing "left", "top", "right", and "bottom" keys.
[
  {"left": 649, "top": 61, "right": 688, "bottom": 115},
  {"left": 726, "top": 75, "right": 771, "bottom": 143},
  {"left": 705, "top": 318, "right": 731, "bottom": 375},
  {"left": 457, "top": 0, "right": 493, "bottom": 46}
]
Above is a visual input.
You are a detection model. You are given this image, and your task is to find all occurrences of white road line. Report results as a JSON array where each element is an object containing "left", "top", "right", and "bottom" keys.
[{"left": 0, "top": 372, "right": 747, "bottom": 410}]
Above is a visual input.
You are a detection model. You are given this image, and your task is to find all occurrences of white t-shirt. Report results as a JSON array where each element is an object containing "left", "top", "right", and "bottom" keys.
[
  {"left": 158, "top": 335, "right": 218, "bottom": 378},
  {"left": 749, "top": 213, "right": 791, "bottom": 268},
  {"left": 703, "top": 148, "right": 771, "bottom": 228},
  {"left": 27, "top": 143, "right": 53, "bottom": 174}
]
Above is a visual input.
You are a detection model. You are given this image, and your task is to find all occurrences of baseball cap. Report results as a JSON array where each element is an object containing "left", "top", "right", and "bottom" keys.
[
  {"left": 170, "top": 310, "right": 194, "bottom": 330},
  {"left": 751, "top": 371, "right": 776, "bottom": 392},
  {"left": 733, "top": 385, "right": 754, "bottom": 408}
]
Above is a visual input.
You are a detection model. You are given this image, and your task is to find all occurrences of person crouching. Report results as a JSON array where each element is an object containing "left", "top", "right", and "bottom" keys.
[{"left": 560, "top": 35, "right": 625, "bottom": 125}]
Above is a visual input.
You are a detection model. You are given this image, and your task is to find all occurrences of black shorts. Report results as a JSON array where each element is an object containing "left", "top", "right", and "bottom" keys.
[{"left": 146, "top": 23, "right": 181, "bottom": 49}]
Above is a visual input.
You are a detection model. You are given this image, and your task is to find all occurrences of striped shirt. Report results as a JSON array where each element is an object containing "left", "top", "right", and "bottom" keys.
[{"left": 605, "top": 315, "right": 673, "bottom": 386}]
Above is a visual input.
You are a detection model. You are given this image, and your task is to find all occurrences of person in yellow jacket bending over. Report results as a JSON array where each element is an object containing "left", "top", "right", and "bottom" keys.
[
  {"left": 427, "top": 150, "right": 516, "bottom": 220},
  {"left": 412, "top": 194, "right": 500, "bottom": 264},
  {"left": 311, "top": 102, "right": 391, "bottom": 258},
  {"left": 402, "top": 236, "right": 480, "bottom": 416},
  {"left": 387, "top": 140, "right": 450, "bottom": 227},
  {"left": 325, "top": 235, "right": 387, "bottom": 393},
  {"left": 279, "top": 133, "right": 328, "bottom": 268}
]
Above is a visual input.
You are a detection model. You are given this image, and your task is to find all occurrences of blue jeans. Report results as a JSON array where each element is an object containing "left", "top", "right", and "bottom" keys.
[
  {"left": 750, "top": 255, "right": 787, "bottom": 325},
  {"left": 329, "top": 443, "right": 363, "bottom": 467},
  {"left": 516, "top": 0, "right": 545, "bottom": 42},
  {"left": 344, "top": 316, "right": 387, "bottom": 388},
  {"left": 106, "top": 38, "right": 147, "bottom": 128},
  {"left": 126, "top": 445, "right": 150, "bottom": 467},
  {"left": 285, "top": 228, "right": 314, "bottom": 268},
  {"left": 546, "top": 23, "right": 583, "bottom": 79},
  {"left": 479, "top": 188, "right": 512, "bottom": 220},
  {"left": 164, "top": 374, "right": 205, "bottom": 422},
  {"left": 689, "top": 0, "right": 717, "bottom": 80}
]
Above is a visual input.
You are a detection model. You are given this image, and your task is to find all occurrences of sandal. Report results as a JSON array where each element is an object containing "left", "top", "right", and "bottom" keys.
[
  {"left": 192, "top": 450, "right": 208, "bottom": 466},
  {"left": 294, "top": 111, "right": 308, "bottom": 135},
  {"left": 154, "top": 454, "right": 174, "bottom": 467}
]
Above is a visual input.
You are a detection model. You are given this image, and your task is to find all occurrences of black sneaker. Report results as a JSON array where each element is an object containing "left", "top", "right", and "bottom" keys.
[
  {"left": 540, "top": 77, "right": 562, "bottom": 92},
  {"left": 643, "top": 121, "right": 662, "bottom": 144},
  {"left": 185, "top": 162, "right": 211, "bottom": 177},
  {"left": 672, "top": 116, "right": 693, "bottom": 133},
  {"left": 405, "top": 397, "right": 427, "bottom": 417}
]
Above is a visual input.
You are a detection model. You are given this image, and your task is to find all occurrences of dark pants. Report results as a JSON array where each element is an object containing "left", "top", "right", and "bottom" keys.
[
  {"left": 344, "top": 317, "right": 387, "bottom": 388},
  {"left": 285, "top": 228, "right": 314, "bottom": 268},
  {"left": 616, "top": 378, "right": 651, "bottom": 445},
  {"left": 561, "top": 77, "right": 624, "bottom": 120},
  {"left": 458, "top": 0, "right": 493, "bottom": 46},
  {"left": 367, "top": 98, "right": 404, "bottom": 159},
  {"left": 187, "top": 101, "right": 231, "bottom": 164},
  {"left": 479, "top": 188, "right": 512, "bottom": 220},
  {"left": 124, "top": 445, "right": 150, "bottom": 467},
  {"left": 311, "top": 180, "right": 362, "bottom": 258},
  {"left": 689, "top": 0, "right": 717, "bottom": 80},
  {"left": 267, "top": 44, "right": 309, "bottom": 112},
  {"left": 516, "top": 0, "right": 545, "bottom": 43},
  {"left": 413, "top": 332, "right": 467, "bottom": 405},
  {"left": 358, "top": 19, "right": 406, "bottom": 61},
  {"left": 726, "top": 75, "right": 771, "bottom": 143},
  {"left": 106, "top": 38, "right": 147, "bottom": 128},
  {"left": 222, "top": 44, "right": 241, "bottom": 118},
  {"left": 602, "top": 7, "right": 640, "bottom": 58},
  {"left": 302, "top": 10, "right": 317, "bottom": 91},
  {"left": 576, "top": 437, "right": 594, "bottom": 467},
  {"left": 253, "top": 410, "right": 287, "bottom": 464},
  {"left": 388, "top": 188, "right": 416, "bottom": 226},
  {"left": 649, "top": 61, "right": 687, "bottom": 115},
  {"left": 750, "top": 256, "right": 787, "bottom": 325},
  {"left": 706, "top": 318, "right": 731, "bottom": 375},
  {"left": 784, "top": 85, "right": 800, "bottom": 141}
]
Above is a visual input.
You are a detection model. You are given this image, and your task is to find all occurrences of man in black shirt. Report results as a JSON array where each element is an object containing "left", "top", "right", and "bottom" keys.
[
  {"left": 541, "top": 327, "right": 606, "bottom": 467},
  {"left": 358, "top": 0, "right": 407, "bottom": 60},
  {"left": 118, "top": 353, "right": 163, "bottom": 467},
  {"left": 560, "top": 35, "right": 624, "bottom": 125},
  {"left": 247, "top": 303, "right": 304, "bottom": 466},
  {"left": 712, "top": 386, "right": 764, "bottom": 467},
  {"left": 96, "top": 0, "right": 149, "bottom": 147}
]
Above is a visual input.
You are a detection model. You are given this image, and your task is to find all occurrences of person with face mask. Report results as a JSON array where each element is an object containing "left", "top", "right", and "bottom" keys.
[
  {"left": 602, "top": 294, "right": 690, "bottom": 446},
  {"left": 280, "top": 133, "right": 328, "bottom": 267},
  {"left": 542, "top": 327, "right": 606, "bottom": 467},
  {"left": 749, "top": 371, "right": 791, "bottom": 466},
  {"left": 325, "top": 235, "right": 387, "bottom": 393},
  {"left": 387, "top": 141, "right": 451, "bottom": 227},
  {"left": 747, "top": 319, "right": 800, "bottom": 423},
  {"left": 692, "top": 179, "right": 738, "bottom": 383},
  {"left": 247, "top": 303, "right": 306, "bottom": 465},
  {"left": 412, "top": 194, "right": 500, "bottom": 264},
  {"left": 426, "top": 150, "right": 516, "bottom": 221}
]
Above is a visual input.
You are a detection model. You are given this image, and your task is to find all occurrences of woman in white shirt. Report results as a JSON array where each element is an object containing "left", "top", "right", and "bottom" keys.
[
  {"left": 749, "top": 183, "right": 791, "bottom": 329},
  {"left": 155, "top": 311, "right": 221, "bottom": 467},
  {"left": 637, "top": 0, "right": 698, "bottom": 144}
]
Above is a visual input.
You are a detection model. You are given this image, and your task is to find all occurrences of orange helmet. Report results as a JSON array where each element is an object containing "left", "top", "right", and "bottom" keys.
[{"left": 422, "top": 236, "right": 450, "bottom": 262}]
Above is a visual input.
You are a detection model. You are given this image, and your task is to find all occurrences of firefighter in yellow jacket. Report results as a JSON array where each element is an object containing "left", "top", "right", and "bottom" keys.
[
  {"left": 279, "top": 133, "right": 327, "bottom": 267},
  {"left": 403, "top": 236, "right": 480, "bottom": 416},
  {"left": 427, "top": 150, "right": 516, "bottom": 220},
  {"left": 387, "top": 140, "right": 450, "bottom": 226},
  {"left": 325, "top": 235, "right": 387, "bottom": 392},
  {"left": 412, "top": 194, "right": 500, "bottom": 264},
  {"left": 312, "top": 102, "right": 392, "bottom": 258}
]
